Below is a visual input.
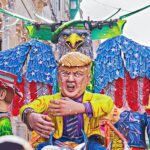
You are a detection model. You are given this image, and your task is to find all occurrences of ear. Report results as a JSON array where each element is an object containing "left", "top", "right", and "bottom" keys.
[
  {"left": 58, "top": 71, "right": 61, "bottom": 83},
  {"left": 58, "top": 67, "right": 61, "bottom": 83},
  {"left": 0, "top": 89, "right": 7, "bottom": 100},
  {"left": 86, "top": 74, "right": 91, "bottom": 85},
  {"left": 86, "top": 65, "right": 91, "bottom": 85}
]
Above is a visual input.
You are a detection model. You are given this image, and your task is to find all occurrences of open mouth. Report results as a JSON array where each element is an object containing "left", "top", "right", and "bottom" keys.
[{"left": 67, "top": 83, "right": 75, "bottom": 92}]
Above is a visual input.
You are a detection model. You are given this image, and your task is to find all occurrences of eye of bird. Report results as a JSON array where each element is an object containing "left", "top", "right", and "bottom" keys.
[
  {"left": 79, "top": 33, "right": 88, "bottom": 39},
  {"left": 63, "top": 34, "right": 68, "bottom": 39},
  {"left": 81, "top": 33, "right": 86, "bottom": 38}
]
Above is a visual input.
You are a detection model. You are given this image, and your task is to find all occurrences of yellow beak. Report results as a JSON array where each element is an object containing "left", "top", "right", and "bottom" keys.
[{"left": 65, "top": 33, "right": 85, "bottom": 51}]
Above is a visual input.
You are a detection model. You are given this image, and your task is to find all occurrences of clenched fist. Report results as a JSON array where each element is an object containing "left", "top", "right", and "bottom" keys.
[{"left": 48, "top": 97, "right": 85, "bottom": 116}]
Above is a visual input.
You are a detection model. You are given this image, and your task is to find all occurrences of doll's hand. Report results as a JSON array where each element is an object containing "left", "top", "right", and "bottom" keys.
[
  {"left": 49, "top": 97, "right": 85, "bottom": 116},
  {"left": 27, "top": 113, "right": 55, "bottom": 138}
]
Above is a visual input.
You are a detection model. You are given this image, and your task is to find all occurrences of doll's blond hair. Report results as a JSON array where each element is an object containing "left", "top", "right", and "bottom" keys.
[{"left": 58, "top": 52, "right": 92, "bottom": 67}]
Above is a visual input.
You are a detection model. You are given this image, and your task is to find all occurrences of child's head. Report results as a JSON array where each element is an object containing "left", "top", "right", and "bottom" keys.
[
  {"left": 0, "top": 70, "right": 22, "bottom": 104},
  {"left": 0, "top": 85, "right": 14, "bottom": 104}
]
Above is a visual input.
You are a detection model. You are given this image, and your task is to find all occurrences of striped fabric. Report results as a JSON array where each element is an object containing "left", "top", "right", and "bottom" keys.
[{"left": 66, "top": 115, "right": 78, "bottom": 138}]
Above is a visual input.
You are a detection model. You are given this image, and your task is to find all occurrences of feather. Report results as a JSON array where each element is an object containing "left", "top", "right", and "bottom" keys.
[
  {"left": 126, "top": 72, "right": 138, "bottom": 111},
  {"left": 114, "top": 78, "right": 124, "bottom": 108}
]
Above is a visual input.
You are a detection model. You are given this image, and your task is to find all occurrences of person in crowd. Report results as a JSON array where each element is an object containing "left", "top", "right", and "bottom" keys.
[{"left": 0, "top": 135, "right": 33, "bottom": 150}]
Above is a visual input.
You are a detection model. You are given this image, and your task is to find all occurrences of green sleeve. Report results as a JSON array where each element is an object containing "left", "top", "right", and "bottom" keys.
[{"left": 0, "top": 117, "right": 13, "bottom": 136}]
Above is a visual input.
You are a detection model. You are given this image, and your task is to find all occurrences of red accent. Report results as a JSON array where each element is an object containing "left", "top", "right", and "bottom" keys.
[
  {"left": 145, "top": 109, "right": 150, "bottom": 115},
  {"left": 100, "top": 89, "right": 105, "bottom": 94},
  {"left": 105, "top": 122, "right": 110, "bottom": 147},
  {"left": 12, "top": 77, "right": 25, "bottom": 116},
  {"left": 48, "top": 84, "right": 52, "bottom": 95},
  {"left": 142, "top": 77, "right": 150, "bottom": 106},
  {"left": 130, "top": 148, "right": 145, "bottom": 150},
  {"left": 126, "top": 72, "right": 138, "bottom": 111},
  {"left": 0, "top": 70, "right": 17, "bottom": 82},
  {"left": 29, "top": 81, "right": 37, "bottom": 102},
  {"left": 0, "top": 70, "right": 18, "bottom": 90},
  {"left": 0, "top": 78, "right": 15, "bottom": 85},
  {"left": 114, "top": 78, "right": 124, "bottom": 108}
]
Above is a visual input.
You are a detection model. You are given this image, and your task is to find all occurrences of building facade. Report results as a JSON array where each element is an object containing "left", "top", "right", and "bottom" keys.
[{"left": 0, "top": 0, "right": 70, "bottom": 51}]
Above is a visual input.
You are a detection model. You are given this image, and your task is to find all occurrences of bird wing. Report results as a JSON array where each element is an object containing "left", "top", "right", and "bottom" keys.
[{"left": 94, "top": 35, "right": 150, "bottom": 93}]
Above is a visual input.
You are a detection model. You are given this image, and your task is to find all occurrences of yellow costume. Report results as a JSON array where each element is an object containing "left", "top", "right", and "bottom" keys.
[
  {"left": 20, "top": 91, "right": 113, "bottom": 145},
  {"left": 20, "top": 52, "right": 114, "bottom": 148}
]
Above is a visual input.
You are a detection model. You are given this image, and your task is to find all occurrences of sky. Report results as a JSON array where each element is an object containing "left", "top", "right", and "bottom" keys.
[{"left": 80, "top": 0, "right": 150, "bottom": 46}]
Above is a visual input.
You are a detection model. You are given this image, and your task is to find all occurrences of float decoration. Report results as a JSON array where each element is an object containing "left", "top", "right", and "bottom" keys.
[
  {"left": 94, "top": 35, "right": 150, "bottom": 92},
  {"left": 0, "top": 41, "right": 57, "bottom": 116},
  {"left": 94, "top": 35, "right": 150, "bottom": 111},
  {"left": 0, "top": 40, "right": 57, "bottom": 86},
  {"left": 0, "top": 4, "right": 150, "bottom": 149},
  {"left": 0, "top": 5, "right": 149, "bottom": 41}
]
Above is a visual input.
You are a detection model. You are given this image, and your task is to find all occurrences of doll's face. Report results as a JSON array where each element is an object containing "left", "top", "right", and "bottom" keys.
[
  {"left": 58, "top": 66, "right": 91, "bottom": 99},
  {"left": 0, "top": 88, "right": 14, "bottom": 104},
  {"left": 0, "top": 89, "right": 7, "bottom": 101}
]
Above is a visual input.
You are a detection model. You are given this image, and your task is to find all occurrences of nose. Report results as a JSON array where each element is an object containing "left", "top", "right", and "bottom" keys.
[{"left": 67, "top": 73, "right": 75, "bottom": 81}]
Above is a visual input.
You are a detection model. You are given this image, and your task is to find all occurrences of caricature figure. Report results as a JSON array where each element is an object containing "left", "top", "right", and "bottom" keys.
[{"left": 20, "top": 52, "right": 114, "bottom": 150}]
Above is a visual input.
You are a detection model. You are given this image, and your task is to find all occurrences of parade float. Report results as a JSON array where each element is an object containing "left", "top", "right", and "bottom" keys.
[{"left": 0, "top": 5, "right": 150, "bottom": 150}]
